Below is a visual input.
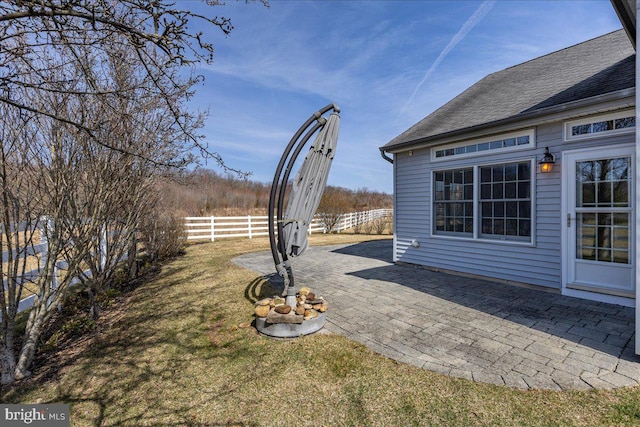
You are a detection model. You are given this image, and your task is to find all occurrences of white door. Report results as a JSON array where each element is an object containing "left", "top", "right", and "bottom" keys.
[{"left": 564, "top": 146, "right": 635, "bottom": 298}]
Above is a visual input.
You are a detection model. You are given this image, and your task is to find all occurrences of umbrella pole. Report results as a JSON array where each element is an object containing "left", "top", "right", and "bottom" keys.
[
  {"left": 276, "top": 122, "right": 320, "bottom": 306},
  {"left": 284, "top": 265, "right": 296, "bottom": 309}
]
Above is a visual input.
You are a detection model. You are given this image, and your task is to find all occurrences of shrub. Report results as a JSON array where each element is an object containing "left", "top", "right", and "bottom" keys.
[
  {"left": 141, "top": 212, "right": 186, "bottom": 262},
  {"left": 60, "top": 317, "right": 97, "bottom": 336},
  {"left": 373, "top": 217, "right": 387, "bottom": 234}
]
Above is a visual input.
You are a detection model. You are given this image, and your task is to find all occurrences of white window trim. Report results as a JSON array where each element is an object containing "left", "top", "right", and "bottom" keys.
[
  {"left": 431, "top": 129, "right": 536, "bottom": 162},
  {"left": 430, "top": 158, "right": 537, "bottom": 247},
  {"left": 564, "top": 109, "right": 635, "bottom": 142}
]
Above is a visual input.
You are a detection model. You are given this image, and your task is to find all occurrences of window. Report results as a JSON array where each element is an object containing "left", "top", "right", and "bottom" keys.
[
  {"left": 565, "top": 110, "right": 635, "bottom": 142},
  {"left": 433, "top": 161, "right": 533, "bottom": 243},
  {"left": 432, "top": 129, "right": 534, "bottom": 161},
  {"left": 434, "top": 168, "right": 473, "bottom": 235},
  {"left": 479, "top": 162, "right": 531, "bottom": 240}
]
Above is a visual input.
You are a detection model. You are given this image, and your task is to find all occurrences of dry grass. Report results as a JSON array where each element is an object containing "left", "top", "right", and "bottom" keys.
[
  {"left": 2, "top": 234, "right": 639, "bottom": 426},
  {"left": 2, "top": 230, "right": 43, "bottom": 273},
  {"left": 1, "top": 229, "right": 43, "bottom": 247},
  {"left": 2, "top": 230, "right": 44, "bottom": 299}
]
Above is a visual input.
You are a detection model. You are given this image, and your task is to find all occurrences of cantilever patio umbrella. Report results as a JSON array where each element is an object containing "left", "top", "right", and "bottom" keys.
[
  {"left": 268, "top": 104, "right": 341, "bottom": 308},
  {"left": 282, "top": 111, "right": 340, "bottom": 258}
]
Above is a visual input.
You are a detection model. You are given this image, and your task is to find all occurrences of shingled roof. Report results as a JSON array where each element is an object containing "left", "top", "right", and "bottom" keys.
[{"left": 382, "top": 29, "right": 635, "bottom": 151}]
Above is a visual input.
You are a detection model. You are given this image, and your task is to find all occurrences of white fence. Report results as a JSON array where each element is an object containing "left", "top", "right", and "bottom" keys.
[
  {"left": 184, "top": 209, "right": 393, "bottom": 242},
  {"left": 2, "top": 219, "right": 135, "bottom": 315}
]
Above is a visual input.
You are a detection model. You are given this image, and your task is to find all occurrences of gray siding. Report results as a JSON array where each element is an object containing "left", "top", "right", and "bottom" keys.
[{"left": 394, "top": 120, "right": 635, "bottom": 290}]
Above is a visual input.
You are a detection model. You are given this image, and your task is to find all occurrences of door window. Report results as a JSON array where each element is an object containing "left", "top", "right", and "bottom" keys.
[{"left": 575, "top": 157, "right": 631, "bottom": 265}]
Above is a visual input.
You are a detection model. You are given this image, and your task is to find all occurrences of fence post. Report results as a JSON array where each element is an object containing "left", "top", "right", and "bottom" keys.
[
  {"left": 248, "top": 215, "right": 252, "bottom": 239},
  {"left": 39, "top": 215, "right": 53, "bottom": 272},
  {"left": 210, "top": 216, "right": 215, "bottom": 242},
  {"left": 99, "top": 223, "right": 107, "bottom": 272},
  {"left": 38, "top": 216, "right": 60, "bottom": 297},
  {"left": 39, "top": 215, "right": 53, "bottom": 245}
]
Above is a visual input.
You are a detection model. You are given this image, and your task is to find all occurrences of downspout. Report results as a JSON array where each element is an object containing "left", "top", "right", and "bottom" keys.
[
  {"left": 379, "top": 148, "right": 393, "bottom": 164},
  {"left": 379, "top": 147, "right": 397, "bottom": 263}
]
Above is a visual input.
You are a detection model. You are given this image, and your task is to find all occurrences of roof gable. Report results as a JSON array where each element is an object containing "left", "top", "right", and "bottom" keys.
[{"left": 383, "top": 30, "right": 635, "bottom": 151}]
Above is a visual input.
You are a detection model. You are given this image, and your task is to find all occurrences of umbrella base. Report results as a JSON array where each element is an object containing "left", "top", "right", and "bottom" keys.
[{"left": 256, "top": 312, "right": 326, "bottom": 338}]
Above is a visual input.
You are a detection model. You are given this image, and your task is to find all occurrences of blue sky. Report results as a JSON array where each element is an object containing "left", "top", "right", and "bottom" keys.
[{"left": 187, "top": 0, "right": 623, "bottom": 194}]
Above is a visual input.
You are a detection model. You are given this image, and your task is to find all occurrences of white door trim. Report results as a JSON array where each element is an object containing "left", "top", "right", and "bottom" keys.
[{"left": 561, "top": 144, "right": 636, "bottom": 307}]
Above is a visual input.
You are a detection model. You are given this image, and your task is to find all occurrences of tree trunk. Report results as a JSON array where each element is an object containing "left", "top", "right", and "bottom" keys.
[
  {"left": 1, "top": 322, "right": 17, "bottom": 385},
  {"left": 88, "top": 286, "right": 101, "bottom": 321},
  {"left": 14, "top": 308, "right": 46, "bottom": 381},
  {"left": 127, "top": 233, "right": 138, "bottom": 279}
]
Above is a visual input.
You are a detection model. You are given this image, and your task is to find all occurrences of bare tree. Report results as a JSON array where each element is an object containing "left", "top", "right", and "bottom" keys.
[
  {"left": 0, "top": 105, "right": 43, "bottom": 384},
  {"left": 68, "top": 43, "right": 190, "bottom": 319},
  {"left": 0, "top": 99, "right": 99, "bottom": 384},
  {"left": 0, "top": 0, "right": 268, "bottom": 385},
  {"left": 0, "top": 0, "right": 267, "bottom": 173},
  {"left": 0, "top": 48, "right": 192, "bottom": 384},
  {"left": 317, "top": 186, "right": 351, "bottom": 233}
]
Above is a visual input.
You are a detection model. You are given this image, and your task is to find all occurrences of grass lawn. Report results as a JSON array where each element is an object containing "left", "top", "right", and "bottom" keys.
[{"left": 2, "top": 234, "right": 639, "bottom": 426}]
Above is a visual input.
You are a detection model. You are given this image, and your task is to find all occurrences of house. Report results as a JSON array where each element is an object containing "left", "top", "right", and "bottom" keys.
[{"left": 380, "top": 3, "right": 639, "bottom": 355}]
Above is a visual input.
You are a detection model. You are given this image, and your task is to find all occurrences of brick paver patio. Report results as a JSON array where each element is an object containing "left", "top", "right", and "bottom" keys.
[{"left": 234, "top": 239, "right": 639, "bottom": 390}]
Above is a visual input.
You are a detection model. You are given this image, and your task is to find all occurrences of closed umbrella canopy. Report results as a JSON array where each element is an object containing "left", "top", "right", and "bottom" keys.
[
  {"left": 282, "top": 112, "right": 340, "bottom": 257},
  {"left": 268, "top": 103, "right": 340, "bottom": 303}
]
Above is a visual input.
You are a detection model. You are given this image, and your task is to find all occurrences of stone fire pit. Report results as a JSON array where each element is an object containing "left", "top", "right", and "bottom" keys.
[{"left": 254, "top": 286, "right": 327, "bottom": 337}]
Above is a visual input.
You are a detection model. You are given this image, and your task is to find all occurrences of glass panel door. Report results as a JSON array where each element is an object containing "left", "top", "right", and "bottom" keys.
[{"left": 565, "top": 148, "right": 635, "bottom": 297}]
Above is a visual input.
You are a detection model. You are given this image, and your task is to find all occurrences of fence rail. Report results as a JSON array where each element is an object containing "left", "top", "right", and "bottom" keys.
[
  {"left": 2, "top": 219, "right": 137, "bottom": 316},
  {"left": 184, "top": 209, "right": 393, "bottom": 242}
]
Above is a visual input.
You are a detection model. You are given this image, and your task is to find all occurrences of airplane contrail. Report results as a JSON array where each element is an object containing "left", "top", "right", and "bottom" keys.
[{"left": 397, "top": 0, "right": 497, "bottom": 120}]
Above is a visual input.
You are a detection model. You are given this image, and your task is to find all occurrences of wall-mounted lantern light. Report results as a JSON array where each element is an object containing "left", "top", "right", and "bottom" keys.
[{"left": 538, "top": 147, "right": 555, "bottom": 173}]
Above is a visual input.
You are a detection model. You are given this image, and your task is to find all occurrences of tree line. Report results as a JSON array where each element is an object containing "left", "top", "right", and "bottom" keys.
[{"left": 158, "top": 169, "right": 393, "bottom": 217}]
